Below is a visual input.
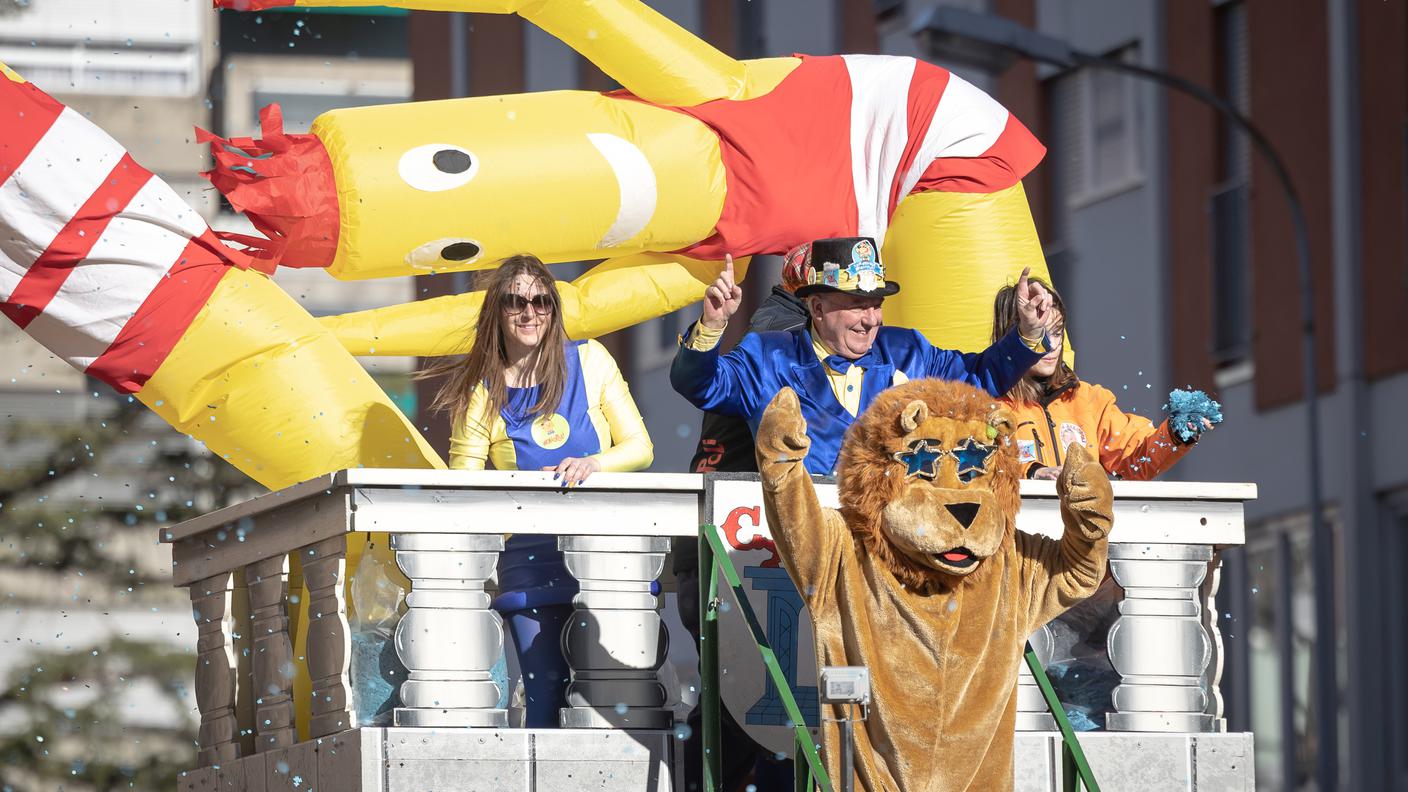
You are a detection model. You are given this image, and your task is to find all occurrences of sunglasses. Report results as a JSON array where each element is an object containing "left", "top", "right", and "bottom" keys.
[
  {"left": 893, "top": 437, "right": 997, "bottom": 484},
  {"left": 504, "top": 293, "right": 554, "bottom": 316}
]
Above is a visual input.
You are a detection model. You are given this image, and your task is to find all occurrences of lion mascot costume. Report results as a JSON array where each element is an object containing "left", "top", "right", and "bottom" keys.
[{"left": 755, "top": 380, "right": 1114, "bottom": 792}]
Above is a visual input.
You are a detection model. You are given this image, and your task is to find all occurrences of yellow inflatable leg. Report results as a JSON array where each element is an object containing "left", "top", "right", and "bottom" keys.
[
  {"left": 318, "top": 252, "right": 745, "bottom": 357},
  {"left": 286, "top": 532, "right": 400, "bottom": 740},
  {"left": 272, "top": 0, "right": 794, "bottom": 104},
  {"left": 562, "top": 254, "right": 749, "bottom": 339},
  {"left": 139, "top": 267, "right": 444, "bottom": 490},
  {"left": 882, "top": 183, "right": 1075, "bottom": 368},
  {"left": 139, "top": 268, "right": 439, "bottom": 740}
]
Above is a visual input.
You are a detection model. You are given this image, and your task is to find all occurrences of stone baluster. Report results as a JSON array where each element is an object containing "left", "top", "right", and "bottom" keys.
[
  {"left": 1201, "top": 554, "right": 1227, "bottom": 726},
  {"left": 392, "top": 533, "right": 507, "bottom": 728},
  {"left": 245, "top": 554, "right": 295, "bottom": 751},
  {"left": 560, "top": 535, "right": 673, "bottom": 730},
  {"left": 1105, "top": 543, "right": 1216, "bottom": 732},
  {"left": 190, "top": 571, "right": 240, "bottom": 766},
  {"left": 1015, "top": 623, "right": 1057, "bottom": 730},
  {"left": 302, "top": 535, "right": 355, "bottom": 737}
]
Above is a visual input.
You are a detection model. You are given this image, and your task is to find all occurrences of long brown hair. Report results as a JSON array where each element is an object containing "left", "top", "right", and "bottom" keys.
[
  {"left": 991, "top": 275, "right": 1076, "bottom": 403},
  {"left": 419, "top": 254, "right": 568, "bottom": 423}
]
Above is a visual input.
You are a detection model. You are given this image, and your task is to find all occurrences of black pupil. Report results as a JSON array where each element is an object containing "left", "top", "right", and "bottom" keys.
[
  {"left": 432, "top": 149, "right": 472, "bottom": 174},
  {"left": 441, "top": 242, "right": 480, "bottom": 261}
]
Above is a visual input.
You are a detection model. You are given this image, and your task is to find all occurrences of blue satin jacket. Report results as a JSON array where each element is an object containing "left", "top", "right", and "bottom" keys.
[{"left": 671, "top": 326, "right": 1043, "bottom": 475}]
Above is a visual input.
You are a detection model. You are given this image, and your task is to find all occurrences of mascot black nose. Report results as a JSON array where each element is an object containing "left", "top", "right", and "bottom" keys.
[{"left": 945, "top": 502, "right": 981, "bottom": 529}]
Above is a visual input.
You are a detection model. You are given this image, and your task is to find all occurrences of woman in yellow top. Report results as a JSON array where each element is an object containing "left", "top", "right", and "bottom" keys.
[{"left": 424, "top": 253, "right": 653, "bottom": 727}]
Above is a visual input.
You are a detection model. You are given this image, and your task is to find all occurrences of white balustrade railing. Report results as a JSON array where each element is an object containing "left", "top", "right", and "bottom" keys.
[{"left": 159, "top": 470, "right": 1253, "bottom": 792}]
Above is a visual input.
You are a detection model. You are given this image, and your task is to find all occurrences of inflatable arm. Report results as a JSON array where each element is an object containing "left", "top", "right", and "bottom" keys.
[
  {"left": 322, "top": 252, "right": 747, "bottom": 356},
  {"left": 218, "top": 0, "right": 793, "bottom": 106}
]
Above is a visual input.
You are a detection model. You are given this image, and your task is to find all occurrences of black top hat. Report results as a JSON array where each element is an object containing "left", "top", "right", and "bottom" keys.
[{"left": 790, "top": 236, "right": 901, "bottom": 298}]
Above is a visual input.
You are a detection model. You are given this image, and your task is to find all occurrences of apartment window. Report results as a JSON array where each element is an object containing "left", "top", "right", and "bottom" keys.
[
  {"left": 1388, "top": 494, "right": 1408, "bottom": 789},
  {"left": 1210, "top": 181, "right": 1252, "bottom": 366},
  {"left": 1245, "top": 511, "right": 1337, "bottom": 790},
  {"left": 1051, "top": 44, "right": 1145, "bottom": 207},
  {"left": 249, "top": 90, "right": 407, "bottom": 132},
  {"left": 1211, "top": 1, "right": 1253, "bottom": 373}
]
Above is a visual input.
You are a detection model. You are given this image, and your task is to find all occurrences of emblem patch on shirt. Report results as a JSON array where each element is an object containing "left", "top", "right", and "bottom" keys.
[
  {"left": 1057, "top": 422, "right": 1089, "bottom": 451},
  {"left": 531, "top": 413, "right": 571, "bottom": 450},
  {"left": 1017, "top": 439, "right": 1038, "bottom": 464}
]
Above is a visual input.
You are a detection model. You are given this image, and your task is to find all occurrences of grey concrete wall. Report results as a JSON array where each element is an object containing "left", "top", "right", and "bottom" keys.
[
  {"left": 1169, "top": 371, "right": 1408, "bottom": 522},
  {"left": 1036, "top": 0, "right": 1170, "bottom": 420}
]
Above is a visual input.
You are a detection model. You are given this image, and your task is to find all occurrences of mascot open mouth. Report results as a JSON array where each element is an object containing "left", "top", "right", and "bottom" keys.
[{"left": 933, "top": 547, "right": 978, "bottom": 569}]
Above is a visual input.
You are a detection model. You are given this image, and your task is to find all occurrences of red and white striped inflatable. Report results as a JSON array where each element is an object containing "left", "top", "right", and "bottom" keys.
[
  {"left": 1, "top": 74, "right": 242, "bottom": 394},
  {"left": 672, "top": 54, "right": 1045, "bottom": 261},
  {"left": 2, "top": 68, "right": 445, "bottom": 492}
]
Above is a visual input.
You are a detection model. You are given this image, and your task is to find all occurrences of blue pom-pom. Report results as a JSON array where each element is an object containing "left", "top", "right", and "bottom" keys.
[{"left": 1163, "top": 389, "right": 1223, "bottom": 443}]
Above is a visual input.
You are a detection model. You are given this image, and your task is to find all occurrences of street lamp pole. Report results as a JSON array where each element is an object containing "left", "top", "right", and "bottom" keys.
[{"left": 911, "top": 8, "right": 1335, "bottom": 791}]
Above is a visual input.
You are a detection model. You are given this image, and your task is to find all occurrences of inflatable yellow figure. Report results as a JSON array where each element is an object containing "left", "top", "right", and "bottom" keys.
[
  {"left": 1, "top": 55, "right": 730, "bottom": 740},
  {"left": 0, "top": 67, "right": 730, "bottom": 492},
  {"left": 213, "top": 0, "right": 1067, "bottom": 365}
]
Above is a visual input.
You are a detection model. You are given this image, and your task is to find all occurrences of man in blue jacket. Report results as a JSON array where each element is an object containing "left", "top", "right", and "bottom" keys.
[{"left": 671, "top": 236, "right": 1056, "bottom": 475}]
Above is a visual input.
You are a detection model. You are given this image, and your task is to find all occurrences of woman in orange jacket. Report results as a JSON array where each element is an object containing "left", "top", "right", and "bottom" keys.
[
  {"left": 992, "top": 276, "right": 1218, "bottom": 731},
  {"left": 991, "top": 277, "right": 1213, "bottom": 481}
]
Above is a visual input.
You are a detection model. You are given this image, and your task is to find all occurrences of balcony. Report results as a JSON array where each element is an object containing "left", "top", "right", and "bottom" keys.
[{"left": 161, "top": 470, "right": 1255, "bottom": 791}]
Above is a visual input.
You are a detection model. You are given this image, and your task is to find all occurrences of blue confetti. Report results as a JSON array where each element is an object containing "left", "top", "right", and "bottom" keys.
[{"left": 1164, "top": 389, "right": 1223, "bottom": 443}]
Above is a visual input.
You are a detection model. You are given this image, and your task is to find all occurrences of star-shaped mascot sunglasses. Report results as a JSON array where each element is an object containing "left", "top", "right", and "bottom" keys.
[{"left": 893, "top": 438, "right": 998, "bottom": 484}]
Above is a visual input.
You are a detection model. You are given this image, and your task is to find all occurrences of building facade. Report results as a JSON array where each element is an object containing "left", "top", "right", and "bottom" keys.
[{"left": 966, "top": 1, "right": 1408, "bottom": 790}]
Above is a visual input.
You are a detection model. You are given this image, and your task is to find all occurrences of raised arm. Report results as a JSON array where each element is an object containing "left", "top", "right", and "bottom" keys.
[
  {"left": 755, "top": 389, "right": 848, "bottom": 610},
  {"left": 917, "top": 327, "right": 1044, "bottom": 397},
  {"left": 217, "top": 0, "right": 796, "bottom": 106},
  {"left": 669, "top": 255, "right": 771, "bottom": 418},
  {"left": 1016, "top": 443, "right": 1113, "bottom": 630},
  {"left": 669, "top": 328, "right": 774, "bottom": 420},
  {"left": 917, "top": 265, "right": 1057, "bottom": 395}
]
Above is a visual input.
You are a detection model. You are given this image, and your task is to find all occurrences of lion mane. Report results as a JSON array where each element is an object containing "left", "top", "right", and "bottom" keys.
[{"left": 834, "top": 378, "right": 1022, "bottom": 592}]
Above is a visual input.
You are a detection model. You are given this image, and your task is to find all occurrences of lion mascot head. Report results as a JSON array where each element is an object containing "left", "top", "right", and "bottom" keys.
[{"left": 836, "top": 378, "right": 1020, "bottom": 591}]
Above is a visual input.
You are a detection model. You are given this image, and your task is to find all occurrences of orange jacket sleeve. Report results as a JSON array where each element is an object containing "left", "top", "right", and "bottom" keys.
[{"left": 1089, "top": 384, "right": 1192, "bottom": 480}]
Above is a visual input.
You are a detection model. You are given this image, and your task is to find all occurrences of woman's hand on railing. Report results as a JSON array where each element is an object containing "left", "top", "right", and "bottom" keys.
[{"left": 544, "top": 456, "right": 603, "bottom": 486}]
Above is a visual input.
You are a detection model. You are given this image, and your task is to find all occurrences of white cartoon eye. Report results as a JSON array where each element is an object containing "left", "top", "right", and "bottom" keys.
[{"left": 398, "top": 143, "right": 478, "bottom": 192}]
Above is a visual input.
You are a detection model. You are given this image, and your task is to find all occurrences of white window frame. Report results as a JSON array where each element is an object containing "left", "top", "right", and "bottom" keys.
[
  {"left": 0, "top": 43, "right": 202, "bottom": 97},
  {"left": 220, "top": 54, "right": 412, "bottom": 137},
  {"left": 1066, "top": 45, "right": 1147, "bottom": 208}
]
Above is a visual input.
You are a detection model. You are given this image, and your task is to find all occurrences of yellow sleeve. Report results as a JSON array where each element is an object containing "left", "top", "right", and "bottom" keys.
[
  {"left": 448, "top": 386, "right": 494, "bottom": 471},
  {"left": 581, "top": 340, "right": 654, "bottom": 471},
  {"left": 1089, "top": 384, "right": 1190, "bottom": 481},
  {"left": 683, "top": 320, "right": 725, "bottom": 352}
]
